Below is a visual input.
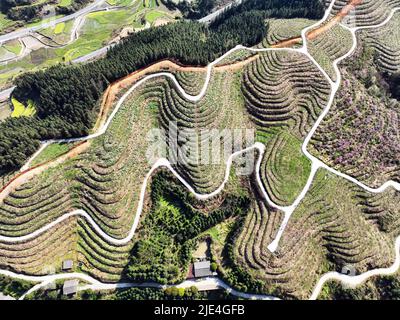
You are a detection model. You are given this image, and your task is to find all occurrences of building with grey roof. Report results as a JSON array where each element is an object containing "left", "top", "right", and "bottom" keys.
[
  {"left": 194, "top": 260, "right": 213, "bottom": 278},
  {"left": 63, "top": 279, "right": 79, "bottom": 296},
  {"left": 62, "top": 260, "right": 73, "bottom": 271}
]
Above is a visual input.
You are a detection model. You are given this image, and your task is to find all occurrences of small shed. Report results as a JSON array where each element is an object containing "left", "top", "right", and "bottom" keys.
[
  {"left": 62, "top": 260, "right": 73, "bottom": 271},
  {"left": 63, "top": 279, "right": 79, "bottom": 296},
  {"left": 194, "top": 261, "right": 213, "bottom": 278}
]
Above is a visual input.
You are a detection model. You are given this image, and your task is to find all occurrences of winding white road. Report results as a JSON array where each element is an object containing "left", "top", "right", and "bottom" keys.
[
  {"left": 198, "top": 0, "right": 243, "bottom": 24},
  {"left": 0, "top": 86, "right": 15, "bottom": 102},
  {"left": 1, "top": 0, "right": 400, "bottom": 301}
]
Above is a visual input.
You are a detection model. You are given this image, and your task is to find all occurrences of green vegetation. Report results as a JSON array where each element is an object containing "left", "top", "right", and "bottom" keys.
[
  {"left": 125, "top": 171, "right": 251, "bottom": 284},
  {"left": 259, "top": 131, "right": 311, "bottom": 205},
  {"left": 308, "top": 24, "right": 353, "bottom": 81},
  {"left": 54, "top": 22, "right": 66, "bottom": 34},
  {"left": 242, "top": 50, "right": 330, "bottom": 204},
  {"left": 30, "top": 142, "right": 71, "bottom": 166},
  {"left": 3, "top": 40, "right": 23, "bottom": 55},
  {"left": 59, "top": 0, "right": 73, "bottom": 6},
  {"left": 261, "top": 18, "right": 314, "bottom": 47},
  {"left": 11, "top": 97, "right": 36, "bottom": 117},
  {"left": 2, "top": 0, "right": 400, "bottom": 302},
  {"left": 25, "top": 280, "right": 73, "bottom": 300},
  {"left": 0, "top": 0, "right": 326, "bottom": 171},
  {"left": 29, "top": 285, "right": 232, "bottom": 300},
  {"left": 1, "top": 0, "right": 325, "bottom": 171},
  {"left": 0, "top": 275, "right": 34, "bottom": 299},
  {"left": 311, "top": 28, "right": 400, "bottom": 187},
  {"left": 319, "top": 275, "right": 400, "bottom": 300},
  {"left": 218, "top": 167, "right": 400, "bottom": 299}
]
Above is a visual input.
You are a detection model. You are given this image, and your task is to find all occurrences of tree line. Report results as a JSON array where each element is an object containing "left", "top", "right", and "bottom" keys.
[
  {"left": 161, "top": 0, "right": 217, "bottom": 19},
  {"left": 0, "top": 0, "right": 44, "bottom": 21},
  {"left": 211, "top": 0, "right": 325, "bottom": 24}
]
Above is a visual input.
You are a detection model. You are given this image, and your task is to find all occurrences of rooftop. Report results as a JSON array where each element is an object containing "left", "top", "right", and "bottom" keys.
[
  {"left": 63, "top": 279, "right": 79, "bottom": 296},
  {"left": 62, "top": 260, "right": 73, "bottom": 270},
  {"left": 194, "top": 260, "right": 213, "bottom": 278}
]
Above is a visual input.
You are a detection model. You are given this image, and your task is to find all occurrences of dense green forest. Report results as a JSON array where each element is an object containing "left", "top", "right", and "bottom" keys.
[
  {"left": 162, "top": 0, "right": 325, "bottom": 20},
  {"left": 124, "top": 171, "right": 250, "bottom": 284},
  {"left": 161, "top": 0, "right": 218, "bottom": 19},
  {"left": 0, "top": 0, "right": 325, "bottom": 170},
  {"left": 213, "top": 0, "right": 325, "bottom": 23},
  {"left": 0, "top": 0, "right": 34, "bottom": 12},
  {"left": 387, "top": 72, "right": 400, "bottom": 100},
  {"left": 0, "top": 275, "right": 33, "bottom": 298},
  {"left": 0, "top": 0, "right": 44, "bottom": 21}
]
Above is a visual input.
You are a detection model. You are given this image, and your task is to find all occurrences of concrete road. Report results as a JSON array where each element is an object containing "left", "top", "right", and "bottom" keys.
[
  {"left": 0, "top": 86, "right": 15, "bottom": 102},
  {"left": 198, "top": 0, "right": 243, "bottom": 24}
]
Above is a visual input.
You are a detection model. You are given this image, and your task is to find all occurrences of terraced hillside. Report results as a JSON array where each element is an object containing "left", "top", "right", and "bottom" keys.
[
  {"left": 311, "top": 69, "right": 400, "bottom": 186},
  {"left": 0, "top": 45, "right": 335, "bottom": 286},
  {"left": 328, "top": 0, "right": 400, "bottom": 27},
  {"left": 2, "top": 0, "right": 400, "bottom": 301},
  {"left": 311, "top": 6, "right": 400, "bottom": 188},
  {"left": 307, "top": 24, "right": 353, "bottom": 81},
  {"left": 260, "top": 18, "right": 314, "bottom": 48},
  {"left": 360, "top": 11, "right": 400, "bottom": 74},
  {"left": 242, "top": 51, "right": 331, "bottom": 138},
  {"left": 225, "top": 169, "right": 397, "bottom": 299},
  {"left": 158, "top": 70, "right": 254, "bottom": 194},
  {"left": 309, "top": 1, "right": 400, "bottom": 188},
  {"left": 0, "top": 216, "right": 78, "bottom": 275},
  {"left": 0, "top": 78, "right": 159, "bottom": 280},
  {"left": 173, "top": 71, "right": 206, "bottom": 96},
  {"left": 242, "top": 50, "right": 330, "bottom": 206},
  {"left": 259, "top": 132, "right": 311, "bottom": 206},
  {"left": 0, "top": 64, "right": 252, "bottom": 280},
  {"left": 356, "top": 189, "right": 400, "bottom": 235},
  {"left": 124, "top": 169, "right": 252, "bottom": 285}
]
